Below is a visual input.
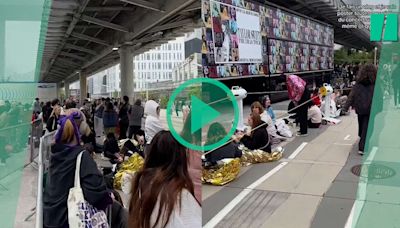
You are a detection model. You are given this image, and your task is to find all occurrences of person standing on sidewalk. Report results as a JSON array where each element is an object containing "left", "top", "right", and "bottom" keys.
[
  {"left": 128, "top": 99, "right": 144, "bottom": 139},
  {"left": 392, "top": 63, "right": 400, "bottom": 108},
  {"left": 118, "top": 96, "right": 130, "bottom": 140},
  {"left": 103, "top": 102, "right": 118, "bottom": 136},
  {"left": 343, "top": 64, "right": 379, "bottom": 155},
  {"left": 94, "top": 98, "right": 105, "bottom": 138},
  {"left": 286, "top": 75, "right": 311, "bottom": 137}
]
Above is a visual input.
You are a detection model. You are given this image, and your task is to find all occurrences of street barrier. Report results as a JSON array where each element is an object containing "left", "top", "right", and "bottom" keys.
[
  {"left": 29, "top": 119, "right": 43, "bottom": 165},
  {"left": 35, "top": 131, "right": 56, "bottom": 228}
]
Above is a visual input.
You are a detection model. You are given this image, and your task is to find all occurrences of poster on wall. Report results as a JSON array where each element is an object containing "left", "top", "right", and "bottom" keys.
[
  {"left": 211, "top": 0, "right": 262, "bottom": 63},
  {"left": 310, "top": 45, "right": 321, "bottom": 71},
  {"left": 202, "top": 0, "right": 334, "bottom": 78}
]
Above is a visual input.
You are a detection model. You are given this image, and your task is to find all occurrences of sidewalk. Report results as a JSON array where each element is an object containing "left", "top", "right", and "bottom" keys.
[{"left": 202, "top": 111, "right": 361, "bottom": 228}]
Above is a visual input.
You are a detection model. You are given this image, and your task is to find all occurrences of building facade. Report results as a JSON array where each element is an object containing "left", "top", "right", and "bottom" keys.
[
  {"left": 172, "top": 53, "right": 202, "bottom": 83},
  {"left": 133, "top": 38, "right": 185, "bottom": 92}
]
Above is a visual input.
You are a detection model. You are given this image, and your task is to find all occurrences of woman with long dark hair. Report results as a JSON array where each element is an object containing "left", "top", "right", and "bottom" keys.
[
  {"left": 343, "top": 64, "right": 381, "bottom": 155},
  {"left": 235, "top": 112, "right": 271, "bottom": 152},
  {"left": 128, "top": 130, "right": 201, "bottom": 228}
]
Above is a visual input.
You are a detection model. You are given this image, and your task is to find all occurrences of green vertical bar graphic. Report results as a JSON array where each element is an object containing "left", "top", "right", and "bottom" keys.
[
  {"left": 383, "top": 14, "right": 398, "bottom": 41},
  {"left": 370, "top": 14, "right": 385, "bottom": 41},
  {"left": 352, "top": 1, "right": 400, "bottom": 227},
  {"left": 0, "top": 0, "right": 51, "bottom": 227}
]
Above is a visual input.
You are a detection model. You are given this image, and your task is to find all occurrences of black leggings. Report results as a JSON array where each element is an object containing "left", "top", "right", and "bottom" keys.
[
  {"left": 394, "top": 84, "right": 400, "bottom": 106},
  {"left": 358, "top": 114, "right": 370, "bottom": 152}
]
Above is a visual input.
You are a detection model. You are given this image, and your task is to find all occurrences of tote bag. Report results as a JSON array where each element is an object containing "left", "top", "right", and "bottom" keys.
[{"left": 68, "top": 151, "right": 109, "bottom": 228}]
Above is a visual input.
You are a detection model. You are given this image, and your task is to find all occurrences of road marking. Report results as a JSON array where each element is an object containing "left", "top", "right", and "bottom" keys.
[
  {"left": 333, "top": 143, "right": 353, "bottom": 146},
  {"left": 344, "top": 135, "right": 351, "bottom": 140},
  {"left": 203, "top": 162, "right": 288, "bottom": 228},
  {"left": 288, "top": 142, "right": 308, "bottom": 159},
  {"left": 344, "top": 146, "right": 378, "bottom": 228}
]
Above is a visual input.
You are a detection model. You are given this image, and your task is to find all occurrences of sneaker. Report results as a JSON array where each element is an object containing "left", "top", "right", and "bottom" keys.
[
  {"left": 296, "top": 133, "right": 308, "bottom": 137},
  {"left": 358, "top": 151, "right": 364, "bottom": 155}
]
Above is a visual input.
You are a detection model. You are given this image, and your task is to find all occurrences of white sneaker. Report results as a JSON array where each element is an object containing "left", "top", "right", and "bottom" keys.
[
  {"left": 296, "top": 133, "right": 308, "bottom": 137},
  {"left": 358, "top": 151, "right": 364, "bottom": 155}
]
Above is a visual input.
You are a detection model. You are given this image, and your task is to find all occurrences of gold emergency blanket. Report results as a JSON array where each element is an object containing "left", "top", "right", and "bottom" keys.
[
  {"left": 113, "top": 153, "right": 144, "bottom": 189},
  {"left": 202, "top": 158, "right": 241, "bottom": 186},
  {"left": 240, "top": 146, "right": 283, "bottom": 166}
]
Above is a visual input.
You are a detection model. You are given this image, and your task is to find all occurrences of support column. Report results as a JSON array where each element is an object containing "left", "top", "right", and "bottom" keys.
[
  {"left": 118, "top": 46, "right": 134, "bottom": 99},
  {"left": 56, "top": 82, "right": 62, "bottom": 100},
  {"left": 64, "top": 81, "right": 70, "bottom": 100},
  {"left": 79, "top": 71, "right": 87, "bottom": 105}
]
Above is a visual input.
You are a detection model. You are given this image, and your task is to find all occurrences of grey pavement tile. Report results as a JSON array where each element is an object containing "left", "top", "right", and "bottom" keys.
[
  {"left": 310, "top": 197, "right": 354, "bottom": 228},
  {"left": 202, "top": 186, "right": 244, "bottom": 225},
  {"left": 324, "top": 180, "right": 359, "bottom": 200},
  {"left": 216, "top": 190, "right": 290, "bottom": 228}
]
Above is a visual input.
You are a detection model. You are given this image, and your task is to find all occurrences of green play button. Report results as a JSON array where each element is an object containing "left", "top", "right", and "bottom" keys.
[
  {"left": 167, "top": 78, "right": 239, "bottom": 151},
  {"left": 191, "top": 95, "right": 221, "bottom": 134}
]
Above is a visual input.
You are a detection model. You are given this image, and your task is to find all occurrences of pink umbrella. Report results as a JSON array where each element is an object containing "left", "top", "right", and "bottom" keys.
[{"left": 286, "top": 75, "right": 306, "bottom": 102}]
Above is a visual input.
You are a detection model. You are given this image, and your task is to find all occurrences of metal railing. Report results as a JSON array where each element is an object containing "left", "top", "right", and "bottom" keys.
[
  {"left": 29, "top": 119, "right": 43, "bottom": 165},
  {"left": 35, "top": 131, "right": 56, "bottom": 228}
]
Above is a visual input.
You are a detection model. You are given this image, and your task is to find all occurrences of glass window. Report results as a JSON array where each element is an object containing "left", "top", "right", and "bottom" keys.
[{"left": 158, "top": 63, "right": 161, "bottom": 69}]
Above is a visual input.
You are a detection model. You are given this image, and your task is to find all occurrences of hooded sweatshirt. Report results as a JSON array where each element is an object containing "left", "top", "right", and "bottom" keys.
[
  {"left": 43, "top": 144, "right": 111, "bottom": 228},
  {"left": 144, "top": 100, "right": 164, "bottom": 144}
]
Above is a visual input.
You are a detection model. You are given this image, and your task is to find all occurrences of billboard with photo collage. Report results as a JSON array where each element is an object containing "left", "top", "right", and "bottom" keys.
[{"left": 201, "top": 0, "right": 334, "bottom": 78}]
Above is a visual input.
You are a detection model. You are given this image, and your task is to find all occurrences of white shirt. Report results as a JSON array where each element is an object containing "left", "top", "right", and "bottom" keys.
[
  {"left": 150, "top": 189, "right": 201, "bottom": 228},
  {"left": 308, "top": 105, "right": 322, "bottom": 123}
]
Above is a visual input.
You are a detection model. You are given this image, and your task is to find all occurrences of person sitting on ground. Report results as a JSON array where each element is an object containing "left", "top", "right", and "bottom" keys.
[
  {"left": 262, "top": 95, "right": 276, "bottom": 123},
  {"left": 311, "top": 88, "right": 321, "bottom": 107},
  {"left": 307, "top": 103, "right": 322, "bottom": 128},
  {"left": 205, "top": 122, "right": 242, "bottom": 164},
  {"left": 235, "top": 112, "right": 271, "bottom": 152},
  {"left": 43, "top": 111, "right": 112, "bottom": 228},
  {"left": 144, "top": 100, "right": 164, "bottom": 145},
  {"left": 251, "top": 101, "right": 284, "bottom": 146},
  {"left": 128, "top": 130, "right": 201, "bottom": 228},
  {"left": 103, "top": 133, "right": 123, "bottom": 164}
]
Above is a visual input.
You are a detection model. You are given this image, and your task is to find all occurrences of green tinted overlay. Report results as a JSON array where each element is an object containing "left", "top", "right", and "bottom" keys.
[
  {"left": 0, "top": 0, "right": 50, "bottom": 227},
  {"left": 351, "top": 2, "right": 400, "bottom": 227},
  {"left": 167, "top": 78, "right": 239, "bottom": 151}
]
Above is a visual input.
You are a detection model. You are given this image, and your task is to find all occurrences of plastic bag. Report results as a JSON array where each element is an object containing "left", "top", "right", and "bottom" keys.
[{"left": 275, "top": 119, "right": 293, "bottom": 138}]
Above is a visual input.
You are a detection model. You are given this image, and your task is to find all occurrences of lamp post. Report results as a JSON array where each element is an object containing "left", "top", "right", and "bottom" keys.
[{"left": 374, "top": 47, "right": 378, "bottom": 66}]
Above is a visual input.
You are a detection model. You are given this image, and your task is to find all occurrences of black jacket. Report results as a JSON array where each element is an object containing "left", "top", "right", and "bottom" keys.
[
  {"left": 43, "top": 144, "right": 111, "bottom": 228},
  {"left": 119, "top": 103, "right": 129, "bottom": 124},
  {"left": 46, "top": 116, "right": 58, "bottom": 132},
  {"left": 241, "top": 123, "right": 271, "bottom": 152},
  {"left": 344, "top": 81, "right": 378, "bottom": 115},
  {"left": 205, "top": 142, "right": 242, "bottom": 163}
]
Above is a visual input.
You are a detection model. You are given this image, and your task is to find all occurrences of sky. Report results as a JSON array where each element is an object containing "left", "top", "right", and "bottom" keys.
[{"left": 5, "top": 20, "right": 41, "bottom": 81}]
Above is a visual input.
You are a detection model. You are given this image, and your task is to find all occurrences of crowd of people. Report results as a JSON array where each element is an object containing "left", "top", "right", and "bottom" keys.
[
  {"left": 0, "top": 61, "right": 385, "bottom": 227},
  {"left": 203, "top": 63, "right": 380, "bottom": 169},
  {"left": 31, "top": 95, "right": 202, "bottom": 228}
]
